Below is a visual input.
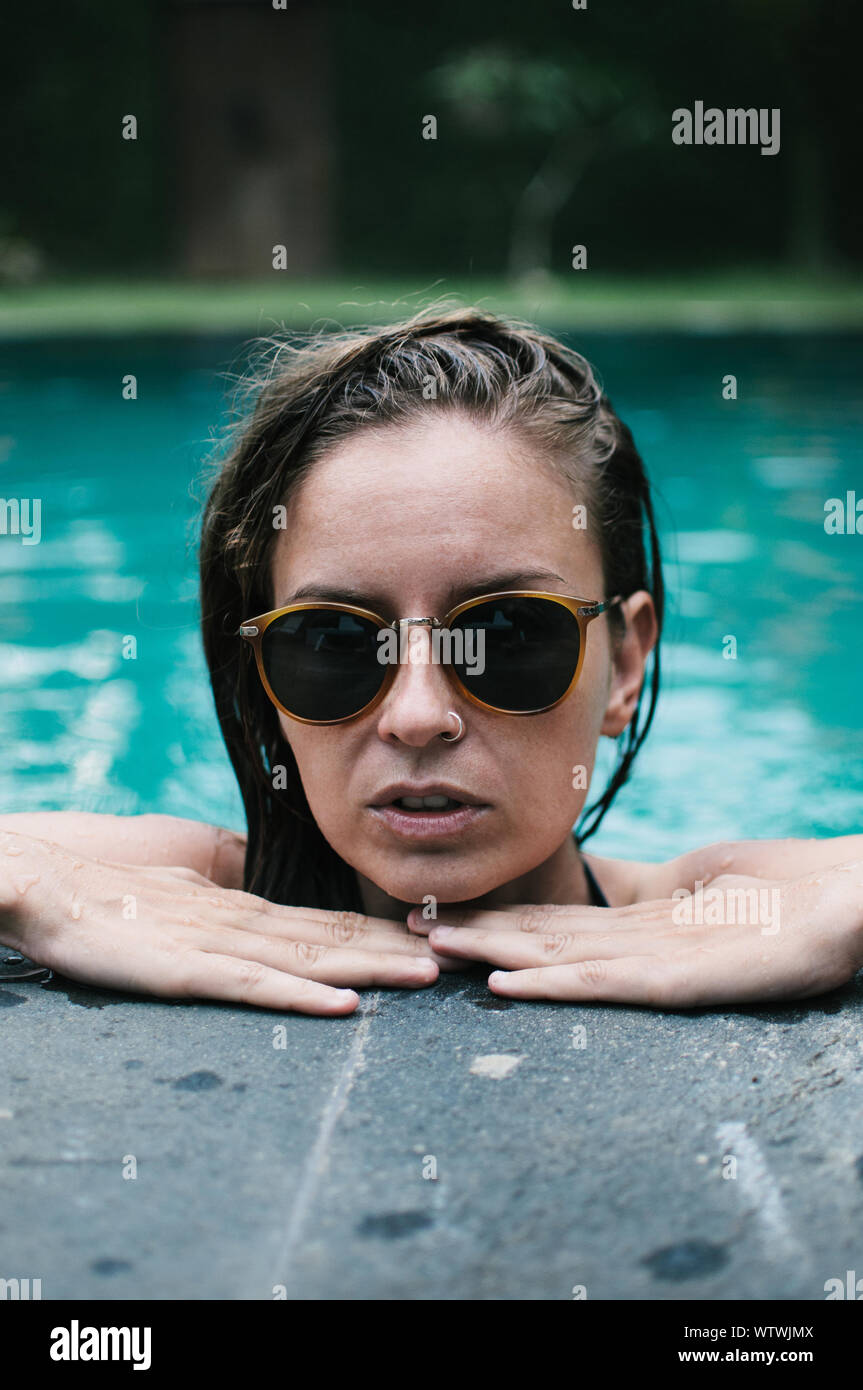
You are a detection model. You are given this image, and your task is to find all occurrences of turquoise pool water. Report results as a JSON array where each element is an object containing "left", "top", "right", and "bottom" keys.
[{"left": 1, "top": 331, "right": 860, "bottom": 862}]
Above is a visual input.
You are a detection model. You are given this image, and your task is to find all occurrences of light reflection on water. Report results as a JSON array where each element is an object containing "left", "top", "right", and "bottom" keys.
[{"left": 1, "top": 331, "right": 860, "bottom": 861}]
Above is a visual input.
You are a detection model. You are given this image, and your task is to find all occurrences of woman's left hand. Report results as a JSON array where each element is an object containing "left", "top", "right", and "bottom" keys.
[{"left": 406, "top": 861, "right": 863, "bottom": 1007}]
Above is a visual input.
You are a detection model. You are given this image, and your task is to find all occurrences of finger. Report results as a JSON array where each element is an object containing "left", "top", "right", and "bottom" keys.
[
  {"left": 485, "top": 940, "right": 806, "bottom": 1008},
  {"left": 230, "top": 914, "right": 451, "bottom": 964},
  {"left": 166, "top": 890, "right": 425, "bottom": 943},
  {"left": 197, "top": 934, "right": 440, "bottom": 989},
  {"left": 408, "top": 903, "right": 618, "bottom": 937},
  {"left": 427, "top": 924, "right": 660, "bottom": 969},
  {"left": 242, "top": 900, "right": 421, "bottom": 936},
  {"left": 170, "top": 952, "right": 361, "bottom": 1014},
  {"left": 239, "top": 913, "right": 439, "bottom": 956},
  {"left": 486, "top": 956, "right": 681, "bottom": 1005},
  {"left": 434, "top": 956, "right": 472, "bottom": 972},
  {"left": 494, "top": 902, "right": 582, "bottom": 916},
  {"left": 406, "top": 911, "right": 433, "bottom": 936},
  {"left": 163, "top": 892, "right": 440, "bottom": 954}
]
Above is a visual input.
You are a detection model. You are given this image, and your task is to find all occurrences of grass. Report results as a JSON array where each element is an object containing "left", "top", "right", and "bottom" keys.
[{"left": 1, "top": 269, "right": 863, "bottom": 337}]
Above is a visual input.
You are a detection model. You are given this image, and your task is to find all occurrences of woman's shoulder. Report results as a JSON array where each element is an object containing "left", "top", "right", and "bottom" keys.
[
  {"left": 581, "top": 836, "right": 821, "bottom": 908},
  {"left": 581, "top": 842, "right": 729, "bottom": 908},
  {"left": 93, "top": 813, "right": 248, "bottom": 889},
  {"left": 0, "top": 811, "right": 248, "bottom": 890},
  {"left": 206, "top": 822, "right": 248, "bottom": 889},
  {"left": 129, "top": 814, "right": 247, "bottom": 888}
]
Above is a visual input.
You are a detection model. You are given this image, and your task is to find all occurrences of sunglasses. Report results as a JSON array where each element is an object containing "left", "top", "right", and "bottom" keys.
[{"left": 239, "top": 590, "right": 624, "bottom": 725}]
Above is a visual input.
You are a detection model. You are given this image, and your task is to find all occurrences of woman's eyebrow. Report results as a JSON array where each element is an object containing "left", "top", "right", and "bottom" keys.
[
  {"left": 447, "top": 569, "right": 568, "bottom": 601},
  {"left": 282, "top": 569, "right": 568, "bottom": 609}
]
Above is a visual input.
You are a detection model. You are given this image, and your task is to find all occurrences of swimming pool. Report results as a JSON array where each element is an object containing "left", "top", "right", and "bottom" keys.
[{"left": 1, "top": 330, "right": 860, "bottom": 863}]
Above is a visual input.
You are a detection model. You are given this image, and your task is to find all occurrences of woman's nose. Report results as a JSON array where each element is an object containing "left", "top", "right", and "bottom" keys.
[{"left": 374, "top": 628, "right": 463, "bottom": 746}]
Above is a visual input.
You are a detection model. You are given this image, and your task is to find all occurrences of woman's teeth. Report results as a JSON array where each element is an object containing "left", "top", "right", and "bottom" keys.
[{"left": 397, "top": 795, "right": 461, "bottom": 810}]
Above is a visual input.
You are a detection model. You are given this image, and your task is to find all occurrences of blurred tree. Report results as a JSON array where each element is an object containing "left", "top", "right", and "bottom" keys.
[
  {"left": 729, "top": 0, "right": 842, "bottom": 272},
  {"left": 167, "top": 0, "right": 333, "bottom": 277},
  {"left": 429, "top": 45, "right": 661, "bottom": 281},
  {"left": 0, "top": 2, "right": 164, "bottom": 276}
]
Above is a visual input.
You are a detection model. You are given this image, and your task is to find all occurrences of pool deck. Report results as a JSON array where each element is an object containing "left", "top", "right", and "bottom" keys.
[
  {"left": 3, "top": 273, "right": 863, "bottom": 339},
  {"left": 3, "top": 965, "right": 863, "bottom": 1301}
]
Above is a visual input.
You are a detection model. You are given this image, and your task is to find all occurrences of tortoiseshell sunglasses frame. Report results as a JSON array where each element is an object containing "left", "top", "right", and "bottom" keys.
[{"left": 239, "top": 590, "right": 623, "bottom": 725}]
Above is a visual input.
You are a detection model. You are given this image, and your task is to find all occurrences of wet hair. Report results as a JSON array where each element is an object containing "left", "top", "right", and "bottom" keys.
[{"left": 199, "top": 305, "right": 664, "bottom": 909}]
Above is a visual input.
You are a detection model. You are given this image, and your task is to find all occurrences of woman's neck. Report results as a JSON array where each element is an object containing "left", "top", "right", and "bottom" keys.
[{"left": 356, "top": 831, "right": 593, "bottom": 922}]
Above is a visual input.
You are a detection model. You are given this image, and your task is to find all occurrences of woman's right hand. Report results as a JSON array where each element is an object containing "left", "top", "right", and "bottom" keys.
[{"left": 0, "top": 830, "right": 442, "bottom": 1015}]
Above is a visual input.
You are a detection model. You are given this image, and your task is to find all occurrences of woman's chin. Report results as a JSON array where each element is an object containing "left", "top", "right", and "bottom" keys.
[
  {"left": 344, "top": 832, "right": 549, "bottom": 910},
  {"left": 368, "top": 863, "right": 510, "bottom": 909}
]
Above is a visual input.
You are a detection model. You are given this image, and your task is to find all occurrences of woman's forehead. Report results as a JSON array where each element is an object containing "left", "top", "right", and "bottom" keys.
[
  {"left": 282, "top": 416, "right": 582, "bottom": 539},
  {"left": 270, "top": 418, "right": 602, "bottom": 605}
]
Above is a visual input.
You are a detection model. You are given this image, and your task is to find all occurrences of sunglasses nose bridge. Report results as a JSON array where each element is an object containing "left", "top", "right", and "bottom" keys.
[{"left": 384, "top": 617, "right": 448, "bottom": 675}]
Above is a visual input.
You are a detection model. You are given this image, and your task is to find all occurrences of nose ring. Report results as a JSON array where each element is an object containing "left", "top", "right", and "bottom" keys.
[{"left": 439, "top": 711, "right": 465, "bottom": 743}]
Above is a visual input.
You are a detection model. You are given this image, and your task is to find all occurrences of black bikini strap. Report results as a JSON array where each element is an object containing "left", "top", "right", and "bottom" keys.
[{"left": 580, "top": 853, "right": 610, "bottom": 909}]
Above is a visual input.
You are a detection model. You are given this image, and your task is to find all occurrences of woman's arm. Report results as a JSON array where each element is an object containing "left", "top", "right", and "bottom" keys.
[
  {"left": 0, "top": 827, "right": 441, "bottom": 1013},
  {"left": 635, "top": 834, "right": 863, "bottom": 903},
  {"left": 0, "top": 812, "right": 246, "bottom": 889}
]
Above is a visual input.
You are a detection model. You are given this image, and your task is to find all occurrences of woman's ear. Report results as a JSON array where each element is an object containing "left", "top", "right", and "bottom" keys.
[{"left": 600, "top": 590, "right": 658, "bottom": 738}]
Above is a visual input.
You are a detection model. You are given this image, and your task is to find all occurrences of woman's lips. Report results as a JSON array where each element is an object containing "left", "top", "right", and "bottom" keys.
[{"left": 367, "top": 802, "right": 490, "bottom": 841}]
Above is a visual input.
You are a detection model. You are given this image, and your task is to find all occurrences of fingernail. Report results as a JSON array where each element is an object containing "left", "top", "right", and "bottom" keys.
[{"left": 431, "top": 926, "right": 453, "bottom": 938}]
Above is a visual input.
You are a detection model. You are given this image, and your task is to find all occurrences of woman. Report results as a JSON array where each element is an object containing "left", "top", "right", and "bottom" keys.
[{"left": 2, "top": 307, "right": 861, "bottom": 1012}]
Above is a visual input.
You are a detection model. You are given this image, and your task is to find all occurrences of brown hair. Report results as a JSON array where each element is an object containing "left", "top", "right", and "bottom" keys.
[{"left": 199, "top": 306, "right": 664, "bottom": 908}]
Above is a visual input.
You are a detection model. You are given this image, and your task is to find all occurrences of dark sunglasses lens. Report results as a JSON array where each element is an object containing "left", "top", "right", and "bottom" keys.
[
  {"left": 260, "top": 609, "right": 385, "bottom": 720},
  {"left": 450, "top": 597, "right": 581, "bottom": 711}
]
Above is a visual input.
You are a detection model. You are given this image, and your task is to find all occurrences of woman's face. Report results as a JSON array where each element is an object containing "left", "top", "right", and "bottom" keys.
[{"left": 270, "top": 413, "right": 655, "bottom": 913}]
